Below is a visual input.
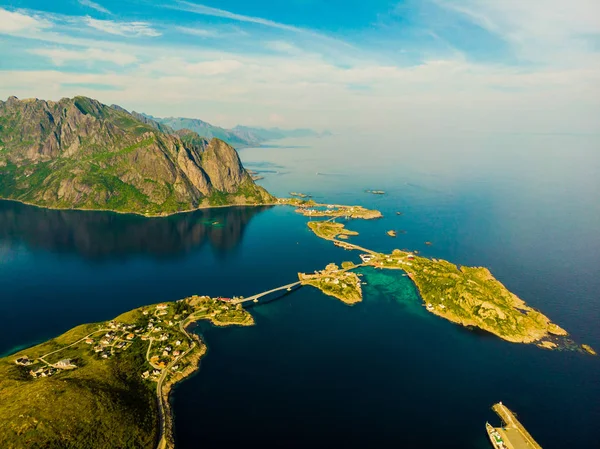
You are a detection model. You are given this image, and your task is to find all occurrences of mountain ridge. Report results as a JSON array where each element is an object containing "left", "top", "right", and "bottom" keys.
[
  {"left": 0, "top": 96, "right": 274, "bottom": 216},
  {"left": 148, "top": 114, "right": 327, "bottom": 148}
]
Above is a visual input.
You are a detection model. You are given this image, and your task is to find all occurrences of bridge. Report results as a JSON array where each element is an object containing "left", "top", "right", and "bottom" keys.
[{"left": 231, "top": 281, "right": 303, "bottom": 305}]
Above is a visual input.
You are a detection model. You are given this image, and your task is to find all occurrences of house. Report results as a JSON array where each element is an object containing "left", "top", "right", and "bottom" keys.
[
  {"left": 217, "top": 297, "right": 232, "bottom": 302},
  {"left": 15, "top": 357, "right": 33, "bottom": 366},
  {"left": 158, "top": 310, "right": 168, "bottom": 316},
  {"left": 360, "top": 254, "right": 374, "bottom": 263},
  {"left": 162, "top": 350, "right": 169, "bottom": 357},
  {"left": 94, "top": 345, "right": 104, "bottom": 352},
  {"left": 171, "top": 365, "right": 179, "bottom": 371},
  {"left": 55, "top": 359, "right": 76, "bottom": 369},
  {"left": 142, "top": 371, "right": 150, "bottom": 379},
  {"left": 156, "top": 304, "right": 168, "bottom": 310},
  {"left": 173, "top": 350, "right": 181, "bottom": 356},
  {"left": 84, "top": 338, "right": 94, "bottom": 344},
  {"left": 126, "top": 333, "right": 135, "bottom": 340}
]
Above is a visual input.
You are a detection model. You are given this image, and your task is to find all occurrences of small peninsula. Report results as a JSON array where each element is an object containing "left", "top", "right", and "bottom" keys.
[
  {"left": 0, "top": 96, "right": 273, "bottom": 216},
  {"left": 0, "top": 295, "right": 253, "bottom": 449}
]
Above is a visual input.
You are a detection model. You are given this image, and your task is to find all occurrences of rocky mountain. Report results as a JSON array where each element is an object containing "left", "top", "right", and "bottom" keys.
[
  {"left": 149, "top": 115, "right": 259, "bottom": 148},
  {"left": 0, "top": 96, "right": 274, "bottom": 216},
  {"left": 150, "top": 114, "right": 325, "bottom": 148}
]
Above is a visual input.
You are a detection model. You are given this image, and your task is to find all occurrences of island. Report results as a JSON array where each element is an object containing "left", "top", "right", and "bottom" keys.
[
  {"left": 299, "top": 263, "right": 363, "bottom": 305},
  {"left": 0, "top": 295, "right": 253, "bottom": 449},
  {"left": 278, "top": 197, "right": 382, "bottom": 219},
  {"left": 307, "top": 221, "right": 359, "bottom": 240},
  {"left": 387, "top": 230, "right": 397, "bottom": 237},
  {"left": 289, "top": 192, "right": 309, "bottom": 198},
  {"left": 300, "top": 216, "right": 595, "bottom": 351}
]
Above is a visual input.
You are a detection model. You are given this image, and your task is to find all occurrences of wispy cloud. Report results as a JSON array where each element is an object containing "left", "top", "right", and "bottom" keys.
[
  {"left": 30, "top": 47, "right": 137, "bottom": 66},
  {"left": 172, "top": 1, "right": 303, "bottom": 33},
  {"left": 175, "top": 26, "right": 216, "bottom": 38},
  {"left": 432, "top": 0, "right": 600, "bottom": 64},
  {"left": 0, "top": 7, "right": 51, "bottom": 34},
  {"left": 78, "top": 0, "right": 111, "bottom": 15},
  {"left": 85, "top": 17, "right": 161, "bottom": 37}
]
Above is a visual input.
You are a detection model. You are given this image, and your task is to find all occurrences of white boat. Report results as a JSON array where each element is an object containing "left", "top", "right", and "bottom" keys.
[{"left": 486, "top": 422, "right": 508, "bottom": 449}]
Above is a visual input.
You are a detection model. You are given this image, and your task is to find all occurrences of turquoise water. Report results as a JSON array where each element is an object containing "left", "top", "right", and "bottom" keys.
[{"left": 0, "top": 132, "right": 598, "bottom": 448}]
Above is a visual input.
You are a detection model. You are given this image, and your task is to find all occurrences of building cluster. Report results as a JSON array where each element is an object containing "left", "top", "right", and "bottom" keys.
[
  {"left": 26, "top": 358, "right": 76, "bottom": 378},
  {"left": 17, "top": 301, "right": 195, "bottom": 383},
  {"left": 87, "top": 324, "right": 136, "bottom": 359}
]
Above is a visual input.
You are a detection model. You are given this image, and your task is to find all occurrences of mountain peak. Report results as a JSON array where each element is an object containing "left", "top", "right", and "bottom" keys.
[{"left": 0, "top": 95, "right": 274, "bottom": 216}]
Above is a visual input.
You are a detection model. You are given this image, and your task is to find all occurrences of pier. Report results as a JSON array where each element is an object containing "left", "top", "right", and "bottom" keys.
[{"left": 490, "top": 402, "right": 543, "bottom": 449}]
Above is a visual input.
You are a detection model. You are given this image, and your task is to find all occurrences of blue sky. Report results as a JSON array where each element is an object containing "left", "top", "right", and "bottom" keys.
[{"left": 0, "top": 0, "right": 599, "bottom": 132}]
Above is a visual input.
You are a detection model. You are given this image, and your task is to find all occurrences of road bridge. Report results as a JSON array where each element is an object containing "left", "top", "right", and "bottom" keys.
[{"left": 232, "top": 281, "right": 303, "bottom": 305}]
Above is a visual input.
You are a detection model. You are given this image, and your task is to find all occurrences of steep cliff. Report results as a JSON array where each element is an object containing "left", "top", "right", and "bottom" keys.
[{"left": 0, "top": 96, "right": 274, "bottom": 215}]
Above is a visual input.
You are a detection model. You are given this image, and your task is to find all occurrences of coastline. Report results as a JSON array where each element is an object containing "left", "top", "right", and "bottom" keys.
[
  {"left": 156, "top": 313, "right": 256, "bottom": 449},
  {"left": 0, "top": 196, "right": 281, "bottom": 218},
  {"left": 160, "top": 334, "right": 206, "bottom": 449}
]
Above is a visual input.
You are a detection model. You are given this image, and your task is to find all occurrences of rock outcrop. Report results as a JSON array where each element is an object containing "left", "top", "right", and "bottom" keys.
[{"left": 0, "top": 96, "right": 274, "bottom": 215}]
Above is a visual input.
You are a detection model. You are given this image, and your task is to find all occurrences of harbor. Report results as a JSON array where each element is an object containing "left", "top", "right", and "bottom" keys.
[{"left": 487, "top": 403, "right": 543, "bottom": 449}]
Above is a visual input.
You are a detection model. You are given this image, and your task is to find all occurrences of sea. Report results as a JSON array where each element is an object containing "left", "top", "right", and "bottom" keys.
[{"left": 0, "top": 132, "right": 598, "bottom": 448}]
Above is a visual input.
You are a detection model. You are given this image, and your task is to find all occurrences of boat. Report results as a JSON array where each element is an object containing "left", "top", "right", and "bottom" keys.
[{"left": 486, "top": 422, "right": 508, "bottom": 449}]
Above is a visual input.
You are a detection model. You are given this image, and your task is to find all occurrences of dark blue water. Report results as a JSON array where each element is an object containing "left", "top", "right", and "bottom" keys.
[{"left": 1, "top": 133, "right": 598, "bottom": 448}]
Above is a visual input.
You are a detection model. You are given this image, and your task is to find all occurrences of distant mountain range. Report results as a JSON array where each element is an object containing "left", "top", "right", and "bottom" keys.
[
  {"left": 144, "top": 114, "right": 328, "bottom": 148},
  {"left": 0, "top": 96, "right": 273, "bottom": 216}
]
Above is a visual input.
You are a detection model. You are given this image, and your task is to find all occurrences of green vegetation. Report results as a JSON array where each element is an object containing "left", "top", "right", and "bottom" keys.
[
  {"left": 300, "top": 263, "right": 363, "bottom": 305},
  {"left": 0, "top": 295, "right": 254, "bottom": 449},
  {"left": 289, "top": 201, "right": 382, "bottom": 219},
  {"left": 0, "top": 96, "right": 274, "bottom": 216},
  {"left": 307, "top": 221, "right": 359, "bottom": 240},
  {"left": 0, "top": 332, "right": 158, "bottom": 449},
  {"left": 366, "top": 249, "right": 568, "bottom": 344}
]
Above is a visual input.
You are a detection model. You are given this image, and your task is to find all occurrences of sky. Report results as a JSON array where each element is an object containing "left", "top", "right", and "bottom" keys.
[{"left": 0, "top": 0, "right": 599, "bottom": 132}]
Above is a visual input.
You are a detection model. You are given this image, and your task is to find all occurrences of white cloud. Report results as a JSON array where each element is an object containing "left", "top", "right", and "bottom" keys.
[
  {"left": 141, "top": 57, "right": 243, "bottom": 76},
  {"left": 0, "top": 8, "right": 51, "bottom": 34},
  {"left": 176, "top": 26, "right": 216, "bottom": 38},
  {"left": 78, "top": 0, "right": 111, "bottom": 15},
  {"left": 30, "top": 47, "right": 137, "bottom": 66},
  {"left": 85, "top": 17, "right": 161, "bottom": 37},
  {"left": 172, "top": 1, "right": 303, "bottom": 33},
  {"left": 433, "top": 0, "right": 600, "bottom": 64}
]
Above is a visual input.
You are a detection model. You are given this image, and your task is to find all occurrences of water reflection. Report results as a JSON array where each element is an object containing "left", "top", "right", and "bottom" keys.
[{"left": 0, "top": 200, "right": 271, "bottom": 260}]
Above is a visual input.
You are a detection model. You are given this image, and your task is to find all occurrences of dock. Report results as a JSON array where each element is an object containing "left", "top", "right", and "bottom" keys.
[{"left": 490, "top": 402, "right": 543, "bottom": 449}]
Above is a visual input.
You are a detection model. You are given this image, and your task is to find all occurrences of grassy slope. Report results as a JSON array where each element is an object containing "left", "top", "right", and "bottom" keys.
[
  {"left": 373, "top": 250, "right": 567, "bottom": 343},
  {"left": 0, "top": 297, "right": 255, "bottom": 449},
  {"left": 0, "top": 328, "right": 157, "bottom": 449},
  {"left": 307, "top": 221, "right": 359, "bottom": 240}
]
